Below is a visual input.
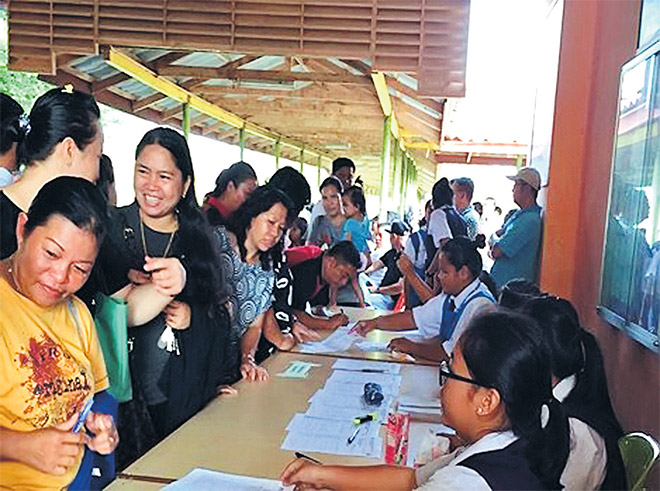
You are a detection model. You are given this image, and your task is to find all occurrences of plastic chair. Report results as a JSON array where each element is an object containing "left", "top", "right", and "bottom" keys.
[{"left": 618, "top": 431, "right": 660, "bottom": 490}]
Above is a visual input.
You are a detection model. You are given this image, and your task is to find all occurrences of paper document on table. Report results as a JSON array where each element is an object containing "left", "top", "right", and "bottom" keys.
[
  {"left": 281, "top": 429, "right": 383, "bottom": 459},
  {"left": 305, "top": 399, "right": 389, "bottom": 421},
  {"left": 325, "top": 370, "right": 402, "bottom": 389},
  {"left": 398, "top": 395, "right": 442, "bottom": 416},
  {"left": 286, "top": 413, "right": 381, "bottom": 439},
  {"left": 332, "top": 359, "right": 402, "bottom": 374},
  {"left": 276, "top": 360, "right": 320, "bottom": 379},
  {"left": 309, "top": 388, "right": 394, "bottom": 409},
  {"left": 164, "top": 468, "right": 290, "bottom": 490},
  {"left": 320, "top": 380, "right": 399, "bottom": 397},
  {"left": 297, "top": 324, "right": 360, "bottom": 354}
]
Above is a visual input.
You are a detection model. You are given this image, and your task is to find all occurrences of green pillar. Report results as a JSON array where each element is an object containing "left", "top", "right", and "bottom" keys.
[
  {"left": 182, "top": 103, "right": 191, "bottom": 140},
  {"left": 239, "top": 126, "right": 246, "bottom": 161},
  {"left": 399, "top": 151, "right": 407, "bottom": 216},
  {"left": 317, "top": 155, "right": 322, "bottom": 188},
  {"left": 379, "top": 116, "right": 392, "bottom": 219},
  {"left": 299, "top": 147, "right": 305, "bottom": 173},
  {"left": 391, "top": 140, "right": 401, "bottom": 216},
  {"left": 275, "top": 139, "right": 281, "bottom": 170}
]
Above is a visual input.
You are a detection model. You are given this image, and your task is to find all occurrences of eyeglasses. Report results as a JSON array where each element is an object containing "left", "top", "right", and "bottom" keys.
[{"left": 439, "top": 360, "right": 492, "bottom": 389}]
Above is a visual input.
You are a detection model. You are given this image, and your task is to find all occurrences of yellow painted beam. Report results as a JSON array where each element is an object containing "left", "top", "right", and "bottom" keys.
[
  {"left": 405, "top": 141, "right": 441, "bottom": 151},
  {"left": 105, "top": 46, "right": 326, "bottom": 158},
  {"left": 372, "top": 71, "right": 402, "bottom": 144}
]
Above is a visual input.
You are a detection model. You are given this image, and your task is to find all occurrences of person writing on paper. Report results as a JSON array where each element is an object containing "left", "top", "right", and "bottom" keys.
[
  {"left": 0, "top": 177, "right": 118, "bottom": 489},
  {"left": 281, "top": 310, "right": 571, "bottom": 490},
  {"left": 355, "top": 236, "right": 495, "bottom": 362},
  {"left": 215, "top": 185, "right": 295, "bottom": 383},
  {"left": 288, "top": 241, "right": 359, "bottom": 331}
]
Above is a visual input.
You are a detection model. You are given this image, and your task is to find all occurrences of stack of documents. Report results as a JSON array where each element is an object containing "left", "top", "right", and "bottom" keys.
[
  {"left": 281, "top": 360, "right": 404, "bottom": 459},
  {"left": 165, "top": 468, "right": 287, "bottom": 490},
  {"left": 397, "top": 395, "right": 442, "bottom": 416}
]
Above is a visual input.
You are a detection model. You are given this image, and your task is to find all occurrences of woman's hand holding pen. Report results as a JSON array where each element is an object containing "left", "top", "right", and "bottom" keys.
[
  {"left": 280, "top": 458, "right": 324, "bottom": 490},
  {"left": 387, "top": 337, "right": 415, "bottom": 354},
  {"left": 353, "top": 318, "right": 377, "bottom": 337},
  {"left": 292, "top": 322, "right": 322, "bottom": 343},
  {"left": 84, "top": 412, "right": 119, "bottom": 455}
]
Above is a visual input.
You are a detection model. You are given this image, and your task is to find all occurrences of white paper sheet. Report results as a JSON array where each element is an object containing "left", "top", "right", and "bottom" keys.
[
  {"left": 297, "top": 324, "right": 361, "bottom": 354},
  {"left": 332, "top": 359, "right": 402, "bottom": 374},
  {"left": 281, "top": 429, "right": 383, "bottom": 459},
  {"left": 285, "top": 413, "right": 380, "bottom": 439},
  {"left": 164, "top": 468, "right": 290, "bottom": 490},
  {"left": 324, "top": 370, "right": 402, "bottom": 389},
  {"left": 304, "top": 399, "right": 389, "bottom": 421},
  {"left": 308, "top": 388, "right": 393, "bottom": 411}
]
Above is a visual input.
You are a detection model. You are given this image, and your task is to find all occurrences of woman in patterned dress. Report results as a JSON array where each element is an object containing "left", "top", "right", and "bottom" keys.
[{"left": 215, "top": 185, "right": 295, "bottom": 384}]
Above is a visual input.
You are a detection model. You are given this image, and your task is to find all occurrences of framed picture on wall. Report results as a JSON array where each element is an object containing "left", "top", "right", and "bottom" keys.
[
  {"left": 639, "top": 0, "right": 660, "bottom": 51},
  {"left": 599, "top": 38, "right": 660, "bottom": 353}
]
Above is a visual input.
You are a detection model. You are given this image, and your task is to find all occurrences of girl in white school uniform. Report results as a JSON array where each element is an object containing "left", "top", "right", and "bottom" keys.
[
  {"left": 281, "top": 310, "right": 571, "bottom": 490},
  {"left": 355, "top": 235, "right": 495, "bottom": 362},
  {"left": 521, "top": 296, "right": 625, "bottom": 490}
]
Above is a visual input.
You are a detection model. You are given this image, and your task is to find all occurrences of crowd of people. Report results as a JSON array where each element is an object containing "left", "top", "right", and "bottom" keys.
[{"left": 0, "top": 87, "right": 626, "bottom": 490}]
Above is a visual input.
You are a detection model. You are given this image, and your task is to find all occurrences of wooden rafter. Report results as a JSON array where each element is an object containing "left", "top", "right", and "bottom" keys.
[{"left": 157, "top": 66, "right": 371, "bottom": 85}]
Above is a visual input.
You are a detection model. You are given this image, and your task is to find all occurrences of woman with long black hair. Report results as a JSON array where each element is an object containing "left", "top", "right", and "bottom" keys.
[
  {"left": 1, "top": 87, "right": 102, "bottom": 260},
  {"left": 215, "top": 185, "right": 295, "bottom": 384},
  {"left": 521, "top": 296, "right": 625, "bottom": 490},
  {"left": 99, "top": 128, "right": 228, "bottom": 463},
  {"left": 281, "top": 309, "right": 571, "bottom": 490}
]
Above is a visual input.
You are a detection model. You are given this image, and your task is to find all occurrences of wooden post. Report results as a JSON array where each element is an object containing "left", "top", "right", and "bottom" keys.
[
  {"left": 275, "top": 139, "right": 281, "bottom": 169},
  {"left": 239, "top": 125, "right": 245, "bottom": 161}
]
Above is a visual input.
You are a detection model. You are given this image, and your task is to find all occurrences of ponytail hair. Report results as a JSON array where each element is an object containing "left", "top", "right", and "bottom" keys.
[
  {"left": 17, "top": 87, "right": 100, "bottom": 166},
  {"left": 343, "top": 185, "right": 366, "bottom": 216},
  {"left": 460, "top": 310, "right": 570, "bottom": 489},
  {"left": 0, "top": 94, "right": 24, "bottom": 155},
  {"left": 431, "top": 177, "right": 453, "bottom": 208},
  {"left": 135, "top": 127, "right": 225, "bottom": 304},
  {"left": 211, "top": 161, "right": 257, "bottom": 198},
  {"left": 521, "top": 296, "right": 623, "bottom": 432},
  {"left": 441, "top": 234, "right": 486, "bottom": 279}
]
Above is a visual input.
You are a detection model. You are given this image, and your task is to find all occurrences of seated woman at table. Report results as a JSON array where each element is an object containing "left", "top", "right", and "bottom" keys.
[
  {"left": 0, "top": 177, "right": 118, "bottom": 490},
  {"left": 215, "top": 185, "right": 295, "bottom": 383},
  {"left": 354, "top": 236, "right": 495, "bottom": 362},
  {"left": 281, "top": 309, "right": 570, "bottom": 490},
  {"left": 521, "top": 296, "right": 625, "bottom": 490}
]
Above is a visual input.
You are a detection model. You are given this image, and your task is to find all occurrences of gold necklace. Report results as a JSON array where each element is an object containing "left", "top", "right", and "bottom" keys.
[{"left": 139, "top": 210, "right": 177, "bottom": 258}]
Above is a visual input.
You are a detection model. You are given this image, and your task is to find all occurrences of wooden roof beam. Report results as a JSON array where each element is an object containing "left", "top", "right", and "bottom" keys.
[
  {"left": 102, "top": 46, "right": 332, "bottom": 159},
  {"left": 218, "top": 54, "right": 262, "bottom": 71},
  {"left": 157, "top": 66, "right": 372, "bottom": 85},
  {"left": 92, "top": 72, "right": 129, "bottom": 93}
]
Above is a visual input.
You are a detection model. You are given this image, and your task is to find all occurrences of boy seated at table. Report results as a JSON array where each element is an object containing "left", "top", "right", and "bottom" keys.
[{"left": 289, "top": 241, "right": 361, "bottom": 330}]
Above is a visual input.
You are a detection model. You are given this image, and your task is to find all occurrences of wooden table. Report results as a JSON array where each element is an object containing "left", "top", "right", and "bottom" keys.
[
  {"left": 294, "top": 306, "right": 439, "bottom": 366},
  {"left": 110, "top": 351, "right": 440, "bottom": 487}
]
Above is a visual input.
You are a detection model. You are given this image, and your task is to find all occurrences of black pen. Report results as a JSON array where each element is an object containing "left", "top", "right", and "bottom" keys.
[
  {"left": 295, "top": 452, "right": 322, "bottom": 464},
  {"left": 347, "top": 425, "right": 362, "bottom": 445}
]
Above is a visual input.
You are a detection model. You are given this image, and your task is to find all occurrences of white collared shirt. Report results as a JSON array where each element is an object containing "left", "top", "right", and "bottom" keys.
[
  {"left": 553, "top": 375, "right": 607, "bottom": 490},
  {"left": 415, "top": 431, "right": 518, "bottom": 490},
  {"left": 412, "top": 277, "right": 494, "bottom": 354}
]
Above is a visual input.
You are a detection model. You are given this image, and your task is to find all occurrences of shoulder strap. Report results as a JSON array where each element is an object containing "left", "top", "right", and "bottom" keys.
[
  {"left": 67, "top": 298, "right": 87, "bottom": 349},
  {"left": 411, "top": 232, "right": 421, "bottom": 259}
]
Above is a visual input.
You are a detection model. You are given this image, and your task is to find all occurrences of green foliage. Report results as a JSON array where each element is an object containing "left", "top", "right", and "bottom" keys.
[{"left": 0, "top": 9, "right": 53, "bottom": 111}]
